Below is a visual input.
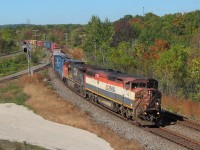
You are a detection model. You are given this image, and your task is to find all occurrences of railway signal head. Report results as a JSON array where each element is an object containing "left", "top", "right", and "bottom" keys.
[
  {"left": 24, "top": 47, "right": 28, "bottom": 53},
  {"left": 23, "top": 41, "right": 32, "bottom": 54}
]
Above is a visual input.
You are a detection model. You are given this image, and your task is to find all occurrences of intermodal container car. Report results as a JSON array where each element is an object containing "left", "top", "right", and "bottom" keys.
[
  {"left": 53, "top": 52, "right": 68, "bottom": 77},
  {"left": 44, "top": 41, "right": 51, "bottom": 49},
  {"left": 37, "top": 41, "right": 44, "bottom": 47}
]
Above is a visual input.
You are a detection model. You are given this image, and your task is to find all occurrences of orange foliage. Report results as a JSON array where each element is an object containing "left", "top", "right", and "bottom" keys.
[
  {"left": 130, "top": 18, "right": 142, "bottom": 24},
  {"left": 68, "top": 48, "right": 84, "bottom": 60},
  {"left": 144, "top": 39, "right": 170, "bottom": 60}
]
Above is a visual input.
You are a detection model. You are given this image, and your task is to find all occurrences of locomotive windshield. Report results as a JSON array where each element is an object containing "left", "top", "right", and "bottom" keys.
[
  {"left": 131, "top": 79, "right": 158, "bottom": 89},
  {"left": 147, "top": 80, "right": 158, "bottom": 89},
  {"left": 132, "top": 82, "right": 146, "bottom": 89}
]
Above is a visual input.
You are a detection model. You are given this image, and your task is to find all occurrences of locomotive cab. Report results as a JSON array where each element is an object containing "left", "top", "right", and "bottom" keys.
[{"left": 131, "top": 79, "right": 162, "bottom": 125}]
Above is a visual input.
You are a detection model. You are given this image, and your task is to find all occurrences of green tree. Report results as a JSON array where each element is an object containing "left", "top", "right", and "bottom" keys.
[
  {"left": 154, "top": 45, "right": 188, "bottom": 96},
  {"left": 0, "top": 27, "right": 16, "bottom": 53},
  {"left": 70, "top": 29, "right": 81, "bottom": 47},
  {"left": 108, "top": 42, "right": 136, "bottom": 72},
  {"left": 84, "top": 16, "right": 114, "bottom": 66}
]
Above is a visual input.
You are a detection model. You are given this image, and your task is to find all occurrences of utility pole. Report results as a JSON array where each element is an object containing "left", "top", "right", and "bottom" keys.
[
  {"left": 32, "top": 30, "right": 39, "bottom": 39},
  {"left": 23, "top": 42, "right": 32, "bottom": 75},
  {"left": 32, "top": 30, "right": 39, "bottom": 50},
  {"left": 43, "top": 33, "right": 46, "bottom": 41}
]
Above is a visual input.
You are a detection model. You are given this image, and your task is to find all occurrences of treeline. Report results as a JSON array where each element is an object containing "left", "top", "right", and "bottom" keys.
[{"left": 0, "top": 10, "right": 199, "bottom": 101}]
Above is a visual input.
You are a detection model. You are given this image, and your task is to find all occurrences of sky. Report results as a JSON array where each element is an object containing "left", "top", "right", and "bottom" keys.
[{"left": 0, "top": 0, "right": 199, "bottom": 25}]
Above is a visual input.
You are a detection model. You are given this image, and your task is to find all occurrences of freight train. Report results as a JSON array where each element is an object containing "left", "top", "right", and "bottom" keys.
[
  {"left": 25, "top": 40, "right": 162, "bottom": 126},
  {"left": 24, "top": 40, "right": 60, "bottom": 51}
]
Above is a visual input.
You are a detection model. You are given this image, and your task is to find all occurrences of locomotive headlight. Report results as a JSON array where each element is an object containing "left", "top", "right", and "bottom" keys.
[
  {"left": 144, "top": 112, "right": 147, "bottom": 115},
  {"left": 156, "top": 102, "right": 159, "bottom": 106},
  {"left": 157, "top": 112, "right": 160, "bottom": 115},
  {"left": 148, "top": 91, "right": 151, "bottom": 95}
]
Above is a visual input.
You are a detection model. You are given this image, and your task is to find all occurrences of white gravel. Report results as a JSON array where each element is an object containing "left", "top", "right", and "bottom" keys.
[{"left": 0, "top": 103, "right": 113, "bottom": 150}]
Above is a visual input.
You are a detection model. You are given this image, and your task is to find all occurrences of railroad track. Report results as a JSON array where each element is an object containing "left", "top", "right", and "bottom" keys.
[
  {"left": 145, "top": 127, "right": 200, "bottom": 150},
  {"left": 179, "top": 119, "right": 200, "bottom": 132},
  {"left": 163, "top": 110, "right": 200, "bottom": 132},
  {"left": 0, "top": 50, "right": 23, "bottom": 59},
  {"left": 0, "top": 63, "right": 51, "bottom": 83},
  {"left": 52, "top": 72, "right": 200, "bottom": 150},
  {"left": 0, "top": 49, "right": 52, "bottom": 83}
]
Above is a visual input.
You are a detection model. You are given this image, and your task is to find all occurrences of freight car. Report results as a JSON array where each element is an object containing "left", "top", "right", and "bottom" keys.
[
  {"left": 44, "top": 41, "right": 52, "bottom": 49},
  {"left": 51, "top": 43, "right": 61, "bottom": 52},
  {"left": 24, "top": 40, "right": 61, "bottom": 52},
  {"left": 51, "top": 51, "right": 162, "bottom": 126},
  {"left": 52, "top": 51, "right": 69, "bottom": 76},
  {"left": 37, "top": 41, "right": 44, "bottom": 47}
]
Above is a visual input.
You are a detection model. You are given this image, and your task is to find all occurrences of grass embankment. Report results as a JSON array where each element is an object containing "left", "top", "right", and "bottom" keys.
[
  {"left": 0, "top": 81, "right": 28, "bottom": 105},
  {"left": 0, "top": 49, "right": 45, "bottom": 77},
  {"left": 0, "top": 140, "right": 46, "bottom": 150},
  {"left": 162, "top": 95, "right": 200, "bottom": 120}
]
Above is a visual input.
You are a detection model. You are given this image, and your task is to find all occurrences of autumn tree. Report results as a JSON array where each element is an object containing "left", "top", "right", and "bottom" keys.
[{"left": 112, "top": 17, "right": 138, "bottom": 47}]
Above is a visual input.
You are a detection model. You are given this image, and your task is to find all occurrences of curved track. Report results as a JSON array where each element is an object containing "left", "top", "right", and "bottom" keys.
[
  {"left": 0, "top": 50, "right": 23, "bottom": 59},
  {"left": 0, "top": 63, "right": 51, "bottom": 83},
  {"left": 0, "top": 50, "right": 51, "bottom": 83}
]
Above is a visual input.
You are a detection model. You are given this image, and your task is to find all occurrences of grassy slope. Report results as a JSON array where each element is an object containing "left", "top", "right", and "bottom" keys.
[{"left": 0, "top": 140, "right": 46, "bottom": 150}]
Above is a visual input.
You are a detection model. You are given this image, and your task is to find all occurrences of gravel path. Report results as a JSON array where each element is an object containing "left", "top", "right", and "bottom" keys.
[
  {"left": 49, "top": 68, "right": 187, "bottom": 150},
  {"left": 0, "top": 103, "right": 113, "bottom": 150}
]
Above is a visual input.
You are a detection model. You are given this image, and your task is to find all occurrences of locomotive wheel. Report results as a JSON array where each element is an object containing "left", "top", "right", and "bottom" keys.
[
  {"left": 113, "top": 103, "right": 120, "bottom": 113},
  {"left": 82, "top": 90, "right": 87, "bottom": 98},
  {"left": 135, "top": 106, "right": 143, "bottom": 118},
  {"left": 125, "top": 109, "right": 132, "bottom": 119},
  {"left": 94, "top": 95, "right": 99, "bottom": 103},
  {"left": 63, "top": 78, "right": 68, "bottom": 85},
  {"left": 120, "top": 106, "right": 126, "bottom": 117}
]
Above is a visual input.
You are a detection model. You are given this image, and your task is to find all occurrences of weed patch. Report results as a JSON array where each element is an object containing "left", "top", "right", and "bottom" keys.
[
  {"left": 0, "top": 139, "right": 47, "bottom": 150},
  {"left": 0, "top": 82, "right": 29, "bottom": 105},
  {"left": 162, "top": 95, "right": 200, "bottom": 120}
]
